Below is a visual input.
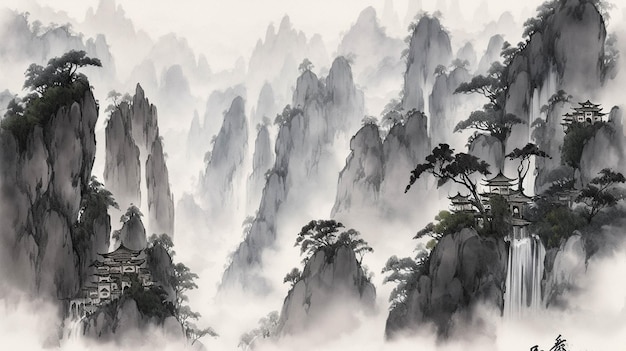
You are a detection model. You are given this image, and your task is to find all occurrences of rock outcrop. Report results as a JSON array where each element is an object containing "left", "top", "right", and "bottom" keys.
[
  {"left": 276, "top": 245, "right": 375, "bottom": 336},
  {"left": 0, "top": 89, "right": 98, "bottom": 299},
  {"left": 248, "top": 124, "right": 274, "bottom": 209},
  {"left": 542, "top": 234, "right": 586, "bottom": 308},
  {"left": 221, "top": 57, "right": 363, "bottom": 292},
  {"left": 402, "top": 16, "right": 452, "bottom": 113},
  {"left": 146, "top": 137, "right": 175, "bottom": 236},
  {"left": 429, "top": 66, "right": 472, "bottom": 145},
  {"left": 504, "top": 0, "right": 607, "bottom": 185},
  {"left": 332, "top": 124, "right": 384, "bottom": 217},
  {"left": 386, "top": 228, "right": 508, "bottom": 337},
  {"left": 104, "top": 84, "right": 175, "bottom": 237},
  {"left": 113, "top": 213, "right": 147, "bottom": 251},
  {"left": 201, "top": 96, "right": 248, "bottom": 215},
  {"left": 104, "top": 102, "right": 142, "bottom": 212}
]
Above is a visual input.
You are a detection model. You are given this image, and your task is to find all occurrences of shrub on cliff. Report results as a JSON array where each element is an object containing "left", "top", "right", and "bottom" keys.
[{"left": 1, "top": 50, "right": 101, "bottom": 149}]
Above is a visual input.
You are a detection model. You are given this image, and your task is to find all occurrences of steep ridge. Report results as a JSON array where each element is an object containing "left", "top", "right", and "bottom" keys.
[
  {"left": 221, "top": 57, "right": 363, "bottom": 293},
  {"left": 276, "top": 245, "right": 375, "bottom": 337},
  {"left": 0, "top": 89, "right": 98, "bottom": 299}
]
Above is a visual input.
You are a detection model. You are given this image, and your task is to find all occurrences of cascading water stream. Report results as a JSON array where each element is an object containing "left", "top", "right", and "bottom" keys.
[{"left": 503, "top": 226, "right": 546, "bottom": 319}]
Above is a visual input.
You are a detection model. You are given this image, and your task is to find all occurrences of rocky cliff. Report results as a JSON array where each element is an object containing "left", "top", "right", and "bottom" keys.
[
  {"left": 104, "top": 84, "right": 175, "bottom": 237},
  {"left": 201, "top": 96, "right": 248, "bottom": 216},
  {"left": 104, "top": 102, "right": 142, "bottom": 212},
  {"left": 276, "top": 245, "right": 375, "bottom": 336},
  {"left": 332, "top": 124, "right": 384, "bottom": 217},
  {"left": 248, "top": 124, "right": 274, "bottom": 209},
  {"left": 0, "top": 89, "right": 98, "bottom": 299},
  {"left": 385, "top": 228, "right": 508, "bottom": 337},
  {"left": 221, "top": 57, "right": 363, "bottom": 292},
  {"left": 402, "top": 15, "right": 452, "bottom": 113},
  {"left": 429, "top": 66, "right": 472, "bottom": 145},
  {"left": 146, "top": 137, "right": 175, "bottom": 236},
  {"left": 380, "top": 111, "right": 431, "bottom": 219},
  {"left": 542, "top": 234, "right": 586, "bottom": 308},
  {"left": 505, "top": 0, "right": 607, "bottom": 184}
]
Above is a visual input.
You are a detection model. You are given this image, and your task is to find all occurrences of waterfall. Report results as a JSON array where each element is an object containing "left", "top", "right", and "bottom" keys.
[
  {"left": 504, "top": 226, "right": 546, "bottom": 319},
  {"left": 63, "top": 315, "right": 86, "bottom": 344}
]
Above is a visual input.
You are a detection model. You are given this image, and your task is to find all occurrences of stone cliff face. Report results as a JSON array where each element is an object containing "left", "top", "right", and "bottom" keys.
[
  {"left": 505, "top": 0, "right": 607, "bottom": 184},
  {"left": 386, "top": 229, "right": 508, "bottom": 337},
  {"left": 402, "top": 16, "right": 452, "bottom": 113},
  {"left": 252, "top": 83, "right": 277, "bottom": 128},
  {"left": 248, "top": 124, "right": 274, "bottom": 209},
  {"left": 104, "top": 102, "right": 142, "bottom": 212},
  {"left": 201, "top": 96, "right": 248, "bottom": 215},
  {"left": 104, "top": 84, "right": 175, "bottom": 237},
  {"left": 332, "top": 124, "right": 384, "bottom": 217},
  {"left": 0, "top": 90, "right": 98, "bottom": 299},
  {"left": 113, "top": 214, "right": 147, "bottom": 251},
  {"left": 380, "top": 112, "right": 431, "bottom": 217},
  {"left": 221, "top": 57, "right": 363, "bottom": 292},
  {"left": 146, "top": 138, "right": 175, "bottom": 236},
  {"left": 477, "top": 35, "right": 504, "bottom": 75},
  {"left": 82, "top": 298, "right": 183, "bottom": 343},
  {"left": 579, "top": 108, "right": 625, "bottom": 183},
  {"left": 276, "top": 245, "right": 375, "bottom": 336},
  {"left": 186, "top": 85, "right": 246, "bottom": 159},
  {"left": 542, "top": 234, "right": 586, "bottom": 308},
  {"left": 429, "top": 67, "right": 472, "bottom": 145}
]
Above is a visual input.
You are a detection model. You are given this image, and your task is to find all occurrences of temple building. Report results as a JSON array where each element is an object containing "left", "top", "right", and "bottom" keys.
[
  {"left": 448, "top": 192, "right": 474, "bottom": 213},
  {"left": 561, "top": 100, "right": 608, "bottom": 130},
  {"left": 69, "top": 243, "right": 153, "bottom": 319},
  {"left": 478, "top": 171, "right": 533, "bottom": 227}
]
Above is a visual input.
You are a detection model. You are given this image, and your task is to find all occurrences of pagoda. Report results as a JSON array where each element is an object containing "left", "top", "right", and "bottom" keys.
[
  {"left": 448, "top": 192, "right": 474, "bottom": 213},
  {"left": 561, "top": 100, "right": 607, "bottom": 130},
  {"left": 479, "top": 171, "right": 533, "bottom": 227},
  {"left": 68, "top": 243, "right": 153, "bottom": 319}
]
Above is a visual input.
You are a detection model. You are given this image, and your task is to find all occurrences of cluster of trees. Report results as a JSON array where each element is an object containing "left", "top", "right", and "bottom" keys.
[
  {"left": 283, "top": 219, "right": 373, "bottom": 290},
  {"left": 274, "top": 104, "right": 303, "bottom": 126},
  {"left": 453, "top": 61, "right": 522, "bottom": 158},
  {"left": 238, "top": 311, "right": 279, "bottom": 350},
  {"left": 2, "top": 50, "right": 101, "bottom": 149},
  {"left": 146, "top": 233, "right": 218, "bottom": 345},
  {"left": 381, "top": 244, "right": 429, "bottom": 312},
  {"left": 73, "top": 176, "right": 119, "bottom": 259}
]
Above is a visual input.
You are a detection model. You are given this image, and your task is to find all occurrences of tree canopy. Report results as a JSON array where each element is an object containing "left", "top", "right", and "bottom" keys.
[
  {"left": 415, "top": 210, "right": 477, "bottom": 241},
  {"left": 506, "top": 143, "right": 550, "bottom": 192},
  {"left": 294, "top": 219, "right": 373, "bottom": 264},
  {"left": 454, "top": 61, "right": 523, "bottom": 158},
  {"left": 2, "top": 50, "right": 101, "bottom": 150},
  {"left": 405, "top": 143, "right": 491, "bottom": 216},
  {"left": 576, "top": 168, "right": 626, "bottom": 223},
  {"left": 298, "top": 58, "right": 314, "bottom": 73},
  {"left": 24, "top": 50, "right": 101, "bottom": 95}
]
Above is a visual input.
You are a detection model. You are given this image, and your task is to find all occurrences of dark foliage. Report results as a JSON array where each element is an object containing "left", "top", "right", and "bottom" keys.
[
  {"left": 576, "top": 168, "right": 626, "bottom": 223},
  {"left": 294, "top": 219, "right": 373, "bottom": 265},
  {"left": 274, "top": 104, "right": 303, "bottom": 125},
  {"left": 406, "top": 143, "right": 491, "bottom": 216},
  {"left": 561, "top": 122, "right": 604, "bottom": 176},
  {"left": 125, "top": 276, "right": 175, "bottom": 320},
  {"left": 506, "top": 143, "right": 551, "bottom": 192},
  {"left": 2, "top": 50, "right": 101, "bottom": 150},
  {"left": 415, "top": 210, "right": 476, "bottom": 241},
  {"left": 528, "top": 198, "right": 586, "bottom": 249}
]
